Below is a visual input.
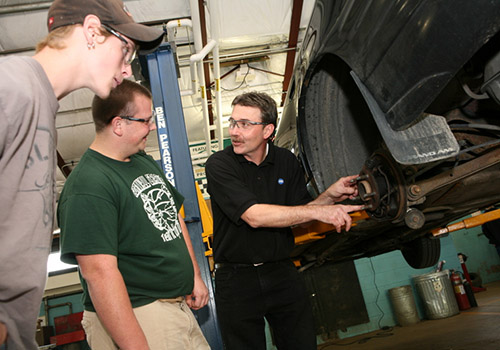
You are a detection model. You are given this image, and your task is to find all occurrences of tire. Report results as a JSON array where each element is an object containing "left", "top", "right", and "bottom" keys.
[
  {"left": 299, "top": 55, "right": 382, "bottom": 193},
  {"left": 401, "top": 236, "right": 441, "bottom": 269}
]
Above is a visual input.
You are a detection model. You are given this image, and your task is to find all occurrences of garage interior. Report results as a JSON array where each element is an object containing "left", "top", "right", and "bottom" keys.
[{"left": 1, "top": 0, "right": 500, "bottom": 349}]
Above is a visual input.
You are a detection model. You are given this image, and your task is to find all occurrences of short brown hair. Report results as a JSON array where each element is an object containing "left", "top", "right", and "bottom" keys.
[
  {"left": 92, "top": 79, "right": 152, "bottom": 132},
  {"left": 231, "top": 92, "right": 278, "bottom": 127}
]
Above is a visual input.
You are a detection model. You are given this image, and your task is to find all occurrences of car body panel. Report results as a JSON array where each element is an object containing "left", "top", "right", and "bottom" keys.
[{"left": 305, "top": 0, "right": 500, "bottom": 131}]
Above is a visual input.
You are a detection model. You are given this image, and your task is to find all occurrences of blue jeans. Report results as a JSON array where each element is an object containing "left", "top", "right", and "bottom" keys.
[{"left": 214, "top": 260, "right": 316, "bottom": 350}]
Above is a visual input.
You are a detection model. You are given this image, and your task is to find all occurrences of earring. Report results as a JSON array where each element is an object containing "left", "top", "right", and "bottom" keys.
[{"left": 87, "top": 42, "right": 95, "bottom": 50}]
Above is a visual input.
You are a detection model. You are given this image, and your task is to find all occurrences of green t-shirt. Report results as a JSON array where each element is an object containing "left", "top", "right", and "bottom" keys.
[{"left": 57, "top": 149, "right": 194, "bottom": 310}]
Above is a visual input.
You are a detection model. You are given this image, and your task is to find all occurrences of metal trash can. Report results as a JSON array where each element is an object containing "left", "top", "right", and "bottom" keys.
[
  {"left": 413, "top": 270, "right": 459, "bottom": 319},
  {"left": 389, "top": 285, "right": 420, "bottom": 326}
]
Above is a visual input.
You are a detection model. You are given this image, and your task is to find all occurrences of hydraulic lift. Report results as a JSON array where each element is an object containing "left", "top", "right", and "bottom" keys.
[{"left": 145, "top": 43, "right": 223, "bottom": 349}]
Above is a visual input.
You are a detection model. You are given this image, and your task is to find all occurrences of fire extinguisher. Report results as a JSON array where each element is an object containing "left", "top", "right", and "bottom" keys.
[{"left": 450, "top": 271, "right": 471, "bottom": 310}]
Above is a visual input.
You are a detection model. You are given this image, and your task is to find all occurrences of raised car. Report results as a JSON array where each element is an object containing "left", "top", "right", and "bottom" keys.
[{"left": 275, "top": 0, "right": 500, "bottom": 268}]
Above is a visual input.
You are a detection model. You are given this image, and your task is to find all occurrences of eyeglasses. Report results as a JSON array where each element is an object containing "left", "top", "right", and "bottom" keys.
[
  {"left": 228, "top": 117, "right": 269, "bottom": 129},
  {"left": 119, "top": 115, "right": 155, "bottom": 126},
  {"left": 103, "top": 24, "right": 137, "bottom": 65}
]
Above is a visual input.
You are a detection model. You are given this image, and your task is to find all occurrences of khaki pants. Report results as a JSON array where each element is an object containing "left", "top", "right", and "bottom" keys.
[{"left": 81, "top": 299, "right": 210, "bottom": 350}]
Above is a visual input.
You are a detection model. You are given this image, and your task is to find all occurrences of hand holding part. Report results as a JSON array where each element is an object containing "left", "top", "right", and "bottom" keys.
[
  {"left": 349, "top": 174, "right": 368, "bottom": 183},
  {"left": 326, "top": 174, "right": 360, "bottom": 202},
  {"left": 319, "top": 204, "right": 365, "bottom": 232}
]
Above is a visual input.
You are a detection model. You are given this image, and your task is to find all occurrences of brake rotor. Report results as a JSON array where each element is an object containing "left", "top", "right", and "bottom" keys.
[{"left": 357, "top": 152, "right": 407, "bottom": 221}]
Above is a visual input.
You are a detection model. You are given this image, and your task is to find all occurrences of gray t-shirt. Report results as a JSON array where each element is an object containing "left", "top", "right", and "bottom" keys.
[{"left": 0, "top": 56, "right": 59, "bottom": 349}]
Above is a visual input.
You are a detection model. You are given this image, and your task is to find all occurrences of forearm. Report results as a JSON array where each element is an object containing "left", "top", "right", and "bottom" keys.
[
  {"left": 242, "top": 202, "right": 364, "bottom": 232},
  {"left": 179, "top": 214, "right": 209, "bottom": 309},
  {"left": 77, "top": 255, "right": 149, "bottom": 350},
  {"left": 242, "top": 203, "right": 319, "bottom": 228},
  {"left": 309, "top": 191, "right": 336, "bottom": 205}
]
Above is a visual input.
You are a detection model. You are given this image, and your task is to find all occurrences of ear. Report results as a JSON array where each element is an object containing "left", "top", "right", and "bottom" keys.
[
  {"left": 82, "top": 14, "right": 103, "bottom": 44},
  {"left": 110, "top": 117, "right": 124, "bottom": 137},
  {"left": 263, "top": 123, "right": 275, "bottom": 140}
]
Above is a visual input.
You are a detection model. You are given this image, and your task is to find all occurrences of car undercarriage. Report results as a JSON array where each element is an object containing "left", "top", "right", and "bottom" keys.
[{"left": 276, "top": 0, "right": 500, "bottom": 269}]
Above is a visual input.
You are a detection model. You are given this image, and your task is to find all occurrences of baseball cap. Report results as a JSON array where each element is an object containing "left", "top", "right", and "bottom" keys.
[{"left": 47, "top": 0, "right": 164, "bottom": 52}]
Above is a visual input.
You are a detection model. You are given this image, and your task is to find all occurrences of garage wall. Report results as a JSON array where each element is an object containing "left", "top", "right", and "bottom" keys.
[
  {"left": 331, "top": 222, "right": 500, "bottom": 341},
  {"left": 336, "top": 235, "right": 462, "bottom": 340},
  {"left": 450, "top": 224, "right": 500, "bottom": 285}
]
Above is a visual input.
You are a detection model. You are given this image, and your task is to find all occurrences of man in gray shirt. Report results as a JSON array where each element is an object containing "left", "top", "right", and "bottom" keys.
[{"left": 0, "top": 0, "right": 163, "bottom": 348}]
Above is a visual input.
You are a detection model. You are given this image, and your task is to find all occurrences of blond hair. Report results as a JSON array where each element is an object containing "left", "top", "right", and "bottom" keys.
[{"left": 35, "top": 24, "right": 112, "bottom": 52}]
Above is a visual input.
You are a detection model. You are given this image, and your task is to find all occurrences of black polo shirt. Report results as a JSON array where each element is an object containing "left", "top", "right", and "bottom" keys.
[{"left": 206, "top": 142, "right": 312, "bottom": 264}]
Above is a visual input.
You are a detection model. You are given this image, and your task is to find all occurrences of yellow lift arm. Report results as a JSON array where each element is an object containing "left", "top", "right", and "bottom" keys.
[
  {"left": 292, "top": 211, "right": 370, "bottom": 245},
  {"left": 431, "top": 208, "right": 500, "bottom": 236}
]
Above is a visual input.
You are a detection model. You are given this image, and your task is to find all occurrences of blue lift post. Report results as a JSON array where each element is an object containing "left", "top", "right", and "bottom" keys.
[{"left": 145, "top": 43, "right": 223, "bottom": 349}]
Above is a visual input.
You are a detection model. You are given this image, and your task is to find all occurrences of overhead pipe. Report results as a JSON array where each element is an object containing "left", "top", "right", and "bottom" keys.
[
  {"left": 188, "top": 0, "right": 222, "bottom": 160},
  {"left": 165, "top": 19, "right": 198, "bottom": 97},
  {"left": 189, "top": 39, "right": 217, "bottom": 136},
  {"left": 188, "top": 0, "right": 210, "bottom": 160},
  {"left": 0, "top": 1, "right": 51, "bottom": 15},
  {"left": 176, "top": 44, "right": 296, "bottom": 68},
  {"left": 190, "top": 39, "right": 217, "bottom": 62},
  {"left": 166, "top": 18, "right": 193, "bottom": 36},
  {"left": 208, "top": 0, "right": 224, "bottom": 152}
]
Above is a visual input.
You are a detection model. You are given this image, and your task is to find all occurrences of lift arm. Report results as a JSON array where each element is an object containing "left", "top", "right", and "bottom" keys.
[
  {"left": 292, "top": 211, "right": 370, "bottom": 245},
  {"left": 431, "top": 208, "right": 500, "bottom": 236}
]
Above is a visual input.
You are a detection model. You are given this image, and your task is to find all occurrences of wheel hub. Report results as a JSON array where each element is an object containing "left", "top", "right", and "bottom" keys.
[{"left": 357, "top": 152, "right": 407, "bottom": 221}]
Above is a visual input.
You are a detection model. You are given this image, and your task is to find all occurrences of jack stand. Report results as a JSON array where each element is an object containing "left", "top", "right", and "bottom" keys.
[
  {"left": 458, "top": 253, "right": 486, "bottom": 293},
  {"left": 145, "top": 43, "right": 223, "bottom": 349}
]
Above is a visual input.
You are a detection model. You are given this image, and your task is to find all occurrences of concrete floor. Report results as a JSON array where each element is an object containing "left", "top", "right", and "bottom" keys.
[{"left": 317, "top": 280, "right": 500, "bottom": 350}]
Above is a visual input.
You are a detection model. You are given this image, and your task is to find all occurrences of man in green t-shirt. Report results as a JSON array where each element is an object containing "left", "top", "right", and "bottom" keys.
[{"left": 57, "top": 80, "right": 210, "bottom": 350}]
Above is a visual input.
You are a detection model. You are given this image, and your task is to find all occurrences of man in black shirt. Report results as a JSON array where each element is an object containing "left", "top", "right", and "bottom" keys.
[{"left": 206, "top": 92, "right": 363, "bottom": 349}]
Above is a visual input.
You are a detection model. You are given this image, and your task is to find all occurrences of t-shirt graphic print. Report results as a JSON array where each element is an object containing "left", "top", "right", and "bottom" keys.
[{"left": 131, "top": 173, "right": 182, "bottom": 242}]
